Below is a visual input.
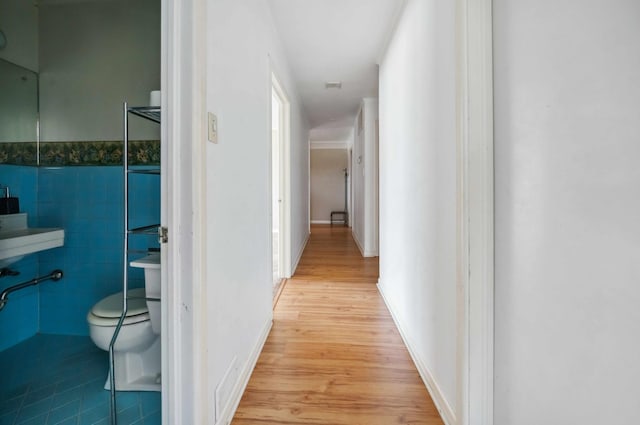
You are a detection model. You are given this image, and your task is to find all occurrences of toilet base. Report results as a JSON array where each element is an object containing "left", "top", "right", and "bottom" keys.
[
  {"left": 104, "top": 373, "right": 161, "bottom": 392},
  {"left": 104, "top": 336, "right": 161, "bottom": 392}
]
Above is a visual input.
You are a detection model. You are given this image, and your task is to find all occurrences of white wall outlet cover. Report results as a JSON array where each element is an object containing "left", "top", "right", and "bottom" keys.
[{"left": 208, "top": 112, "right": 218, "bottom": 143}]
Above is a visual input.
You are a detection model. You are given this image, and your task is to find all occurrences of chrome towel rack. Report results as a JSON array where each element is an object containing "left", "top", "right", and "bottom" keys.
[
  {"left": 109, "top": 102, "right": 161, "bottom": 425},
  {"left": 0, "top": 269, "right": 64, "bottom": 311}
]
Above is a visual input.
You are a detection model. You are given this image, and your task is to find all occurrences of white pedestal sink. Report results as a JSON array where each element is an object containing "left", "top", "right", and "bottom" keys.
[{"left": 0, "top": 213, "right": 64, "bottom": 268}]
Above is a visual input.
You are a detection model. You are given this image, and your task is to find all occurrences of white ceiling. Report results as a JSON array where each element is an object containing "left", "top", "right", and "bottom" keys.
[{"left": 268, "top": 0, "right": 405, "bottom": 141}]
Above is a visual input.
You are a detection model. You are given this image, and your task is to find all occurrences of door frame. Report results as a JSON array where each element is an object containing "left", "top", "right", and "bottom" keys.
[
  {"left": 163, "top": 0, "right": 496, "bottom": 423},
  {"left": 270, "top": 71, "right": 292, "bottom": 278},
  {"left": 455, "top": 0, "right": 494, "bottom": 424},
  {"left": 162, "top": 0, "right": 208, "bottom": 423}
]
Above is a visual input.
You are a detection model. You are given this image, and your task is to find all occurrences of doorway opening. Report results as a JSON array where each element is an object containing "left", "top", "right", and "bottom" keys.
[
  {"left": 271, "top": 90, "right": 282, "bottom": 289},
  {"left": 271, "top": 73, "right": 291, "bottom": 301}
]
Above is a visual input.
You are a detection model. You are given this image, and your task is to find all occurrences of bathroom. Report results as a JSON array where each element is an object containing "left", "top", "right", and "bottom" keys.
[{"left": 0, "top": 0, "right": 162, "bottom": 424}]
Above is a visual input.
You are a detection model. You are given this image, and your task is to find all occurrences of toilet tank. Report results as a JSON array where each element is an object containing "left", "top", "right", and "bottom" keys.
[{"left": 130, "top": 252, "right": 161, "bottom": 333}]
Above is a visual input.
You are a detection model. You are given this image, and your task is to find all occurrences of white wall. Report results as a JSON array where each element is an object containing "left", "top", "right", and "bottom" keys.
[
  {"left": 0, "top": 0, "right": 38, "bottom": 143},
  {"left": 289, "top": 93, "right": 311, "bottom": 272},
  {"left": 0, "top": 0, "right": 38, "bottom": 71},
  {"left": 364, "top": 99, "right": 379, "bottom": 256},
  {"left": 378, "top": 0, "right": 457, "bottom": 421},
  {"left": 310, "top": 148, "right": 348, "bottom": 222},
  {"left": 205, "top": 0, "right": 309, "bottom": 422},
  {"left": 494, "top": 1, "right": 640, "bottom": 423},
  {"left": 38, "top": 0, "right": 160, "bottom": 141},
  {"left": 351, "top": 98, "right": 378, "bottom": 256}
]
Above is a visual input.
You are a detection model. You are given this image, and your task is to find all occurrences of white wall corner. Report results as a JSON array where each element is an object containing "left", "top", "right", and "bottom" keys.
[
  {"left": 351, "top": 228, "right": 366, "bottom": 256},
  {"left": 376, "top": 0, "right": 409, "bottom": 65},
  {"left": 291, "top": 231, "right": 310, "bottom": 275},
  {"left": 377, "top": 282, "right": 456, "bottom": 425},
  {"left": 346, "top": 128, "right": 355, "bottom": 149}
]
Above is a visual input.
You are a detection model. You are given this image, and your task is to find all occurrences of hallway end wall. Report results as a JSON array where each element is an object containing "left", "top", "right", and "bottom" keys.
[
  {"left": 310, "top": 148, "right": 348, "bottom": 223},
  {"left": 494, "top": 1, "right": 640, "bottom": 423},
  {"left": 377, "top": 0, "right": 457, "bottom": 421}
]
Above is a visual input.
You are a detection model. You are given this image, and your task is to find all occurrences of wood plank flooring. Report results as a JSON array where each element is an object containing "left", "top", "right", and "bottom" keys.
[{"left": 232, "top": 225, "right": 444, "bottom": 425}]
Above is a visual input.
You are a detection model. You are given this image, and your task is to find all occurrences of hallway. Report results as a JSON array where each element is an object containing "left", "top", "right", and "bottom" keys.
[{"left": 232, "top": 225, "right": 444, "bottom": 424}]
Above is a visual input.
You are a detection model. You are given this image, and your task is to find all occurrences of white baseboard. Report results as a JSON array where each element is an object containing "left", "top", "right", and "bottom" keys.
[
  {"left": 310, "top": 220, "right": 331, "bottom": 224},
  {"left": 377, "top": 280, "right": 456, "bottom": 425},
  {"left": 215, "top": 318, "right": 272, "bottom": 425},
  {"left": 364, "top": 249, "right": 378, "bottom": 257},
  {"left": 350, "top": 231, "right": 377, "bottom": 257},
  {"left": 291, "top": 232, "right": 310, "bottom": 275},
  {"left": 352, "top": 229, "right": 365, "bottom": 256}
]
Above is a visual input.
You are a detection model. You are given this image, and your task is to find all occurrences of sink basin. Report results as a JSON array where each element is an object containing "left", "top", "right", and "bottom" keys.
[{"left": 0, "top": 213, "right": 64, "bottom": 268}]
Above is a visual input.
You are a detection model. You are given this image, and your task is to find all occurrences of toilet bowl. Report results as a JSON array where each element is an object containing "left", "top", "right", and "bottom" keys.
[
  {"left": 130, "top": 253, "right": 161, "bottom": 334},
  {"left": 87, "top": 253, "right": 161, "bottom": 392}
]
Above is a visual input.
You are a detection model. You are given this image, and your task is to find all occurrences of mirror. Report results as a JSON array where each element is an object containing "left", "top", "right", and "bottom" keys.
[{"left": 0, "top": 58, "right": 38, "bottom": 165}]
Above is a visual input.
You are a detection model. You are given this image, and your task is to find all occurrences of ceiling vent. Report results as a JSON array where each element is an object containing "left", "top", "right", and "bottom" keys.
[{"left": 325, "top": 81, "right": 342, "bottom": 89}]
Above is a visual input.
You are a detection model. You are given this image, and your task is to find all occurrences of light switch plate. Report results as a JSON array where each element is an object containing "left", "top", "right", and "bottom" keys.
[{"left": 208, "top": 112, "right": 218, "bottom": 143}]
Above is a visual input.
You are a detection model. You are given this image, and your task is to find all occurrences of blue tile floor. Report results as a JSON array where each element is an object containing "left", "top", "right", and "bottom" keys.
[{"left": 0, "top": 334, "right": 161, "bottom": 425}]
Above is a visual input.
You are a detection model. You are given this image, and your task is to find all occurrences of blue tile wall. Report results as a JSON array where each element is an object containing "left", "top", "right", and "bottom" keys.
[
  {"left": 38, "top": 166, "right": 160, "bottom": 336},
  {"left": 0, "top": 256, "right": 39, "bottom": 352},
  {"left": 0, "top": 165, "right": 40, "bottom": 351},
  {"left": 0, "top": 164, "right": 160, "bottom": 350}
]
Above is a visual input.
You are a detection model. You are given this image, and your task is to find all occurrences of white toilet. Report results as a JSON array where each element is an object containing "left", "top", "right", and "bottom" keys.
[{"left": 87, "top": 252, "right": 161, "bottom": 392}]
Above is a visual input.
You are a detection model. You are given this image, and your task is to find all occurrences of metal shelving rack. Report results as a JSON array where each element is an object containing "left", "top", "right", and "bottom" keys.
[{"left": 108, "top": 102, "right": 161, "bottom": 425}]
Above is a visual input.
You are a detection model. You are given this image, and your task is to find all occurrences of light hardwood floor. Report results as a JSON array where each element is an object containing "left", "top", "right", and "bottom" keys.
[{"left": 232, "top": 225, "right": 444, "bottom": 425}]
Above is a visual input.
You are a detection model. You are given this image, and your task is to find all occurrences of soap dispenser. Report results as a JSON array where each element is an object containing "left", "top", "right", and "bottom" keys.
[{"left": 0, "top": 186, "right": 19, "bottom": 215}]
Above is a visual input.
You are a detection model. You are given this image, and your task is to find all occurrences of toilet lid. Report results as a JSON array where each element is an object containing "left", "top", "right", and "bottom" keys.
[{"left": 91, "top": 288, "right": 149, "bottom": 318}]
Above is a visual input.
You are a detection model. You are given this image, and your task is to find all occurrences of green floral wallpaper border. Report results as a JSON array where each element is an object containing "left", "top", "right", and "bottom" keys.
[
  {"left": 0, "top": 140, "right": 160, "bottom": 166},
  {"left": 0, "top": 142, "right": 38, "bottom": 166}
]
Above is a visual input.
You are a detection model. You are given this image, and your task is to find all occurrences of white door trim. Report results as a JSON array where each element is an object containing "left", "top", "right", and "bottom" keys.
[
  {"left": 162, "top": 0, "right": 207, "bottom": 423},
  {"left": 455, "top": 0, "right": 494, "bottom": 424},
  {"left": 271, "top": 72, "right": 292, "bottom": 278}
]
